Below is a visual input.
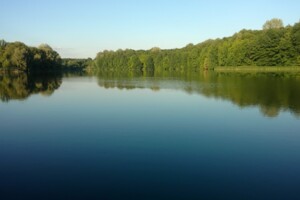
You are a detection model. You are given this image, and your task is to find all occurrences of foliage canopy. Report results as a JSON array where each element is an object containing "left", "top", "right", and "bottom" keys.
[{"left": 94, "top": 20, "right": 300, "bottom": 72}]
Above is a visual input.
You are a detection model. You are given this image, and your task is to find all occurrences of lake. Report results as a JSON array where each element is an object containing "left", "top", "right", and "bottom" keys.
[{"left": 1, "top": 71, "right": 300, "bottom": 199}]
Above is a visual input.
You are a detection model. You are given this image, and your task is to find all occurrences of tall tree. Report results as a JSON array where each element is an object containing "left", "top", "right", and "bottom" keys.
[{"left": 263, "top": 18, "right": 284, "bottom": 30}]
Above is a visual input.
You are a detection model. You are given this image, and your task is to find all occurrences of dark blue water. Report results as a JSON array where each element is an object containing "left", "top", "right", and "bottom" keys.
[{"left": 1, "top": 72, "right": 300, "bottom": 199}]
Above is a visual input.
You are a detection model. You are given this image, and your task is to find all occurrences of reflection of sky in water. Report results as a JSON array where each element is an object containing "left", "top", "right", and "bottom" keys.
[{"left": 1, "top": 75, "right": 300, "bottom": 199}]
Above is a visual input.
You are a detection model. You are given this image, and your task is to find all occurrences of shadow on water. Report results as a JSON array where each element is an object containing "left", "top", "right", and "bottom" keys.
[
  {"left": 0, "top": 72, "right": 62, "bottom": 102},
  {"left": 95, "top": 70, "right": 300, "bottom": 118}
]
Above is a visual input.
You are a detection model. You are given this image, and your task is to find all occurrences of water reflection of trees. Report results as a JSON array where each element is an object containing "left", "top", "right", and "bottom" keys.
[
  {"left": 95, "top": 71, "right": 300, "bottom": 118},
  {"left": 0, "top": 72, "right": 62, "bottom": 102}
]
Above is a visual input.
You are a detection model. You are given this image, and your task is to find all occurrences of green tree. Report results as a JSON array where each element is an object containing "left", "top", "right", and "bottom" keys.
[
  {"left": 291, "top": 22, "right": 300, "bottom": 54},
  {"left": 93, "top": 20, "right": 300, "bottom": 71},
  {"left": 38, "top": 44, "right": 61, "bottom": 68},
  {"left": 11, "top": 44, "right": 30, "bottom": 71},
  {"left": 0, "top": 42, "right": 30, "bottom": 71},
  {"left": 0, "top": 41, "right": 61, "bottom": 72},
  {"left": 263, "top": 18, "right": 284, "bottom": 30},
  {"left": 128, "top": 55, "right": 143, "bottom": 71},
  {"left": 143, "top": 56, "right": 154, "bottom": 71}
]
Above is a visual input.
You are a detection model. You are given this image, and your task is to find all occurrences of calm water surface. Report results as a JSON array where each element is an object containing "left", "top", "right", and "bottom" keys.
[{"left": 1, "top": 72, "right": 300, "bottom": 199}]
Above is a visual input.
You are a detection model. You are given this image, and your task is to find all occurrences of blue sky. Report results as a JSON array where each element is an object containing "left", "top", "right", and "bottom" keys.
[{"left": 1, "top": 0, "right": 299, "bottom": 58}]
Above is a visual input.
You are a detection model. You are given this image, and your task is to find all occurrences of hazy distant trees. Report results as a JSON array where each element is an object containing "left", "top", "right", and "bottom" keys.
[{"left": 61, "top": 58, "right": 93, "bottom": 71}]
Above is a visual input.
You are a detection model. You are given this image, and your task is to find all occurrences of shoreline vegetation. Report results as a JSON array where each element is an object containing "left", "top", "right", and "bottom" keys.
[
  {"left": 1, "top": 18, "right": 300, "bottom": 74},
  {"left": 93, "top": 19, "right": 300, "bottom": 73},
  {"left": 0, "top": 40, "right": 92, "bottom": 74},
  {"left": 214, "top": 66, "right": 300, "bottom": 72}
]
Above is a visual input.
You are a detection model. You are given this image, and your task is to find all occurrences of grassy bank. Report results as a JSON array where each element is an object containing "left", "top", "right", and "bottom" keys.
[{"left": 214, "top": 66, "right": 300, "bottom": 72}]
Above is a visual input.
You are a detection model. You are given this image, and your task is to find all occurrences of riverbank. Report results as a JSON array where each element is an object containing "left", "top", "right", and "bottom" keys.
[{"left": 214, "top": 66, "right": 300, "bottom": 72}]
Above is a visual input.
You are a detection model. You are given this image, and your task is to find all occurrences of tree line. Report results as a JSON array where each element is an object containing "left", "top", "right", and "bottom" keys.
[
  {"left": 0, "top": 41, "right": 62, "bottom": 72},
  {"left": 0, "top": 41, "right": 93, "bottom": 73},
  {"left": 1, "top": 18, "right": 299, "bottom": 73},
  {"left": 62, "top": 58, "right": 93, "bottom": 71},
  {"left": 94, "top": 19, "right": 300, "bottom": 72}
]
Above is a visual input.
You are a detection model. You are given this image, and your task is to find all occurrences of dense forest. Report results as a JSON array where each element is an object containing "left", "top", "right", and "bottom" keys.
[
  {"left": 0, "top": 41, "right": 62, "bottom": 72},
  {"left": 94, "top": 19, "right": 300, "bottom": 72},
  {"left": 1, "top": 19, "right": 300, "bottom": 73},
  {"left": 0, "top": 41, "right": 92, "bottom": 73}
]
